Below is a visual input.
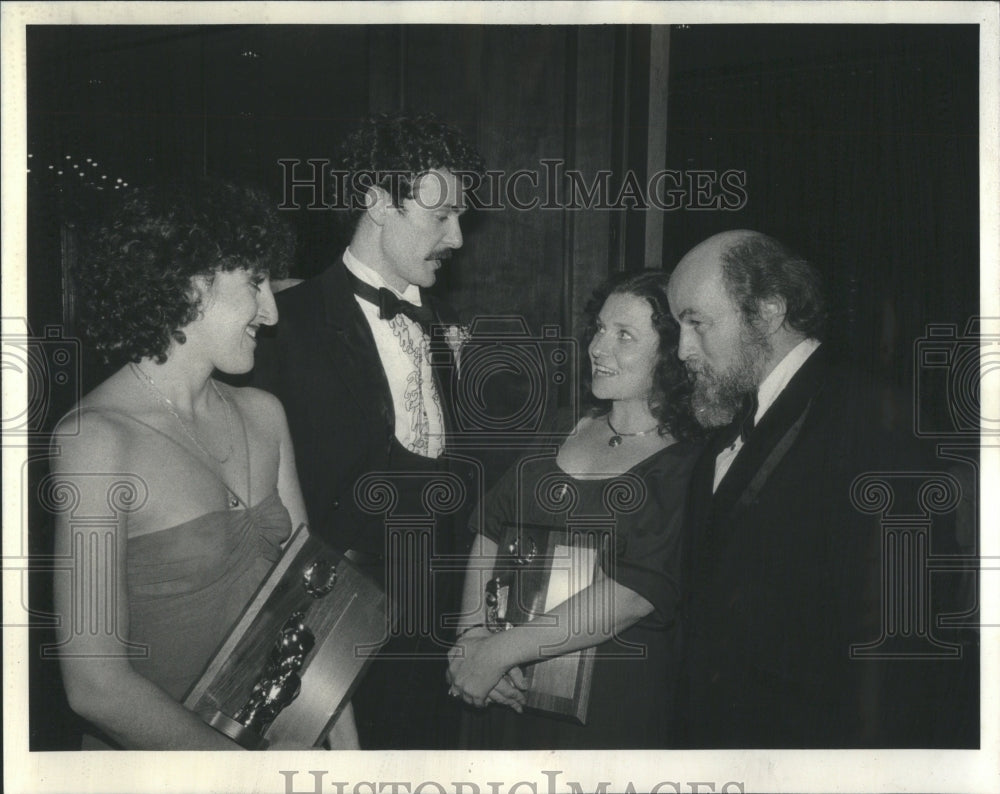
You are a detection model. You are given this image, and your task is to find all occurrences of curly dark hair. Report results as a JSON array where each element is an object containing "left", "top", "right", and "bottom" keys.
[
  {"left": 582, "top": 270, "right": 702, "bottom": 442},
  {"left": 720, "top": 233, "right": 827, "bottom": 340},
  {"left": 78, "top": 180, "right": 294, "bottom": 364},
  {"left": 334, "top": 113, "right": 486, "bottom": 227}
]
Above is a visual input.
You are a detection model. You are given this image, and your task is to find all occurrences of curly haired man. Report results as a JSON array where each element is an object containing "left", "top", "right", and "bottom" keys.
[{"left": 253, "top": 114, "right": 485, "bottom": 748}]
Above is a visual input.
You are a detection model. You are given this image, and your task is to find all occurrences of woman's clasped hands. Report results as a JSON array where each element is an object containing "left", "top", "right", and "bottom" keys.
[{"left": 446, "top": 626, "right": 528, "bottom": 712}]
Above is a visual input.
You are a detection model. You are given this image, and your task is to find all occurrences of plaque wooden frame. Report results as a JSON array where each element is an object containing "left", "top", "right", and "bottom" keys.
[
  {"left": 491, "top": 521, "right": 601, "bottom": 724},
  {"left": 183, "top": 525, "right": 387, "bottom": 749}
]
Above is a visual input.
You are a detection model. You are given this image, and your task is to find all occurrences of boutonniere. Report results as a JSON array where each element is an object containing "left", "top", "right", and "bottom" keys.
[{"left": 443, "top": 324, "right": 471, "bottom": 378}]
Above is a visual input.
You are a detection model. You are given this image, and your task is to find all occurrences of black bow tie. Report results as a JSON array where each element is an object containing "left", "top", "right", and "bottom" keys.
[
  {"left": 346, "top": 270, "right": 435, "bottom": 333},
  {"left": 721, "top": 391, "right": 759, "bottom": 450}
]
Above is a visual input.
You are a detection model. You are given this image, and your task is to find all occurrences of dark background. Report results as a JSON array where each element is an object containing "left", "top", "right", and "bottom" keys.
[{"left": 25, "top": 24, "right": 980, "bottom": 750}]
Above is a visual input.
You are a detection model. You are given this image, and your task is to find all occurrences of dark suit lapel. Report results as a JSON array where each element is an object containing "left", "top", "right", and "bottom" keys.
[
  {"left": 682, "top": 440, "right": 721, "bottom": 579},
  {"left": 711, "top": 344, "right": 830, "bottom": 521},
  {"left": 320, "top": 261, "right": 394, "bottom": 433},
  {"left": 684, "top": 347, "right": 827, "bottom": 587},
  {"left": 315, "top": 265, "right": 461, "bottom": 441}
]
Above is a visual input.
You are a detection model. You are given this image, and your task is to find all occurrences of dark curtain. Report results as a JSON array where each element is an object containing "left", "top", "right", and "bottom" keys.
[{"left": 662, "top": 25, "right": 978, "bottom": 408}]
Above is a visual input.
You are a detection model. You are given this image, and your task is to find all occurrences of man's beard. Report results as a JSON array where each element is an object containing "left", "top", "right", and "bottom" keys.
[{"left": 689, "top": 323, "right": 772, "bottom": 428}]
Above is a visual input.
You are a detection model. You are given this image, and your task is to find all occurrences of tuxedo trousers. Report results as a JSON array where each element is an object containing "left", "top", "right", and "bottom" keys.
[{"left": 349, "top": 439, "right": 463, "bottom": 749}]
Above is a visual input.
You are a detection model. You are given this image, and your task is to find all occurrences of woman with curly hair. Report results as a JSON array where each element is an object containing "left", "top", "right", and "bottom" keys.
[
  {"left": 448, "top": 270, "right": 703, "bottom": 749},
  {"left": 50, "top": 181, "right": 357, "bottom": 749}
]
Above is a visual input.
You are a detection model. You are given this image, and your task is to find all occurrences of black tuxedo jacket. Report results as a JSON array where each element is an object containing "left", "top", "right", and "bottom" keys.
[
  {"left": 252, "top": 259, "right": 468, "bottom": 554},
  {"left": 678, "top": 344, "right": 972, "bottom": 747}
]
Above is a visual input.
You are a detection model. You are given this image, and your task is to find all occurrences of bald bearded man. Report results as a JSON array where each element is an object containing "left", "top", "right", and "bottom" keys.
[{"left": 667, "top": 230, "right": 976, "bottom": 748}]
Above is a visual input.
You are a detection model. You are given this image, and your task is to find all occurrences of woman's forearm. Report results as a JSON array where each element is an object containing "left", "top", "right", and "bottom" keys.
[
  {"left": 450, "top": 532, "right": 657, "bottom": 707},
  {"left": 489, "top": 576, "right": 654, "bottom": 671},
  {"left": 458, "top": 533, "right": 498, "bottom": 630},
  {"left": 62, "top": 660, "right": 243, "bottom": 750},
  {"left": 448, "top": 574, "right": 654, "bottom": 706}
]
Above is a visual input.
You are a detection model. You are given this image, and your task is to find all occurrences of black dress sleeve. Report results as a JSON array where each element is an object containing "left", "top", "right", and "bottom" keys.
[
  {"left": 602, "top": 443, "right": 698, "bottom": 628},
  {"left": 467, "top": 415, "right": 574, "bottom": 543},
  {"left": 468, "top": 460, "right": 519, "bottom": 544}
]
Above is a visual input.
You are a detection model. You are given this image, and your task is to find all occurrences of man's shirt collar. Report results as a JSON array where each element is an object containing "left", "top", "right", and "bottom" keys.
[
  {"left": 755, "top": 337, "right": 821, "bottom": 424},
  {"left": 343, "top": 247, "right": 423, "bottom": 305}
]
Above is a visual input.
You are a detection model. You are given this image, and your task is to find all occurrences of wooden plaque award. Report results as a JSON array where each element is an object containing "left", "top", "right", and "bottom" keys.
[
  {"left": 183, "top": 525, "right": 387, "bottom": 749},
  {"left": 487, "top": 522, "right": 602, "bottom": 724}
]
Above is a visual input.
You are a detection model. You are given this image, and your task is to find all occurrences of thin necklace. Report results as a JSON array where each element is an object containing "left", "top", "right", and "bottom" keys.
[
  {"left": 606, "top": 414, "right": 661, "bottom": 448},
  {"left": 130, "top": 363, "right": 234, "bottom": 464}
]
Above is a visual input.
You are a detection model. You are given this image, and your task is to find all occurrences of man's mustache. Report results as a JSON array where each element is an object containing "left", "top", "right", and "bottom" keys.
[
  {"left": 685, "top": 362, "right": 710, "bottom": 380},
  {"left": 426, "top": 250, "right": 453, "bottom": 261}
]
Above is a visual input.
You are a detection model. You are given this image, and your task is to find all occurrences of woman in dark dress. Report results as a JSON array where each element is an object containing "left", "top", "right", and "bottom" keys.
[
  {"left": 49, "top": 181, "right": 357, "bottom": 749},
  {"left": 447, "top": 270, "right": 702, "bottom": 748}
]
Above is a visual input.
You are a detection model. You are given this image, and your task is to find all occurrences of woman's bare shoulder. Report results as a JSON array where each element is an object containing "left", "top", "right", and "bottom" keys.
[
  {"left": 217, "top": 384, "right": 290, "bottom": 453},
  {"left": 555, "top": 414, "right": 601, "bottom": 467},
  {"left": 559, "top": 414, "right": 601, "bottom": 450},
  {"left": 51, "top": 411, "right": 131, "bottom": 476},
  {"left": 219, "top": 383, "right": 286, "bottom": 421},
  {"left": 51, "top": 369, "right": 141, "bottom": 464}
]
